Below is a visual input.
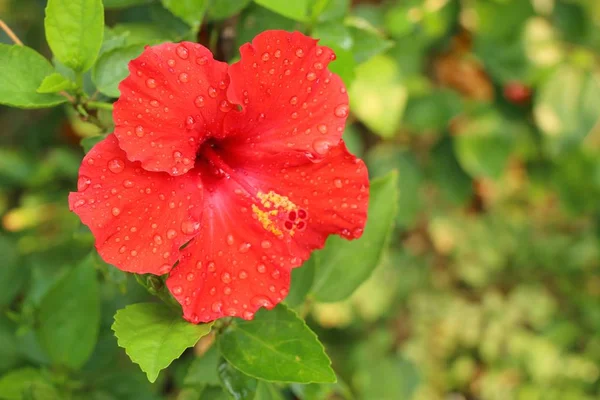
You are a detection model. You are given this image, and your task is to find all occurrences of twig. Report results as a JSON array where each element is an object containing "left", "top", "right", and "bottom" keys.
[{"left": 0, "top": 19, "right": 24, "bottom": 46}]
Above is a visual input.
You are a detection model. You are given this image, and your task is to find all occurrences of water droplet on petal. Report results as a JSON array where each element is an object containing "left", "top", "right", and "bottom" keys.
[
  {"left": 290, "top": 96, "right": 298, "bottom": 105},
  {"left": 111, "top": 207, "right": 121, "bottom": 216},
  {"left": 271, "top": 269, "right": 280, "bottom": 279},
  {"left": 257, "top": 264, "right": 266, "bottom": 273},
  {"left": 186, "top": 272, "right": 195, "bottom": 281},
  {"left": 261, "top": 52, "right": 270, "bottom": 61},
  {"left": 146, "top": 78, "right": 157, "bottom": 88},
  {"left": 224, "top": 286, "right": 232, "bottom": 295},
  {"left": 226, "top": 234, "right": 234, "bottom": 245},
  {"left": 221, "top": 272, "right": 231, "bottom": 284},
  {"left": 159, "top": 264, "right": 171, "bottom": 274},
  {"left": 176, "top": 45, "right": 189, "bottom": 59},
  {"left": 243, "top": 311, "right": 254, "bottom": 319},
  {"left": 317, "top": 124, "right": 328, "bottom": 134},
  {"left": 173, "top": 286, "right": 183, "bottom": 295},
  {"left": 334, "top": 179, "right": 343, "bottom": 188},
  {"left": 181, "top": 221, "right": 199, "bottom": 234},
  {"left": 167, "top": 59, "right": 175, "bottom": 67},
  {"left": 251, "top": 295, "right": 273, "bottom": 308},
  {"left": 208, "top": 86, "right": 217, "bottom": 98},
  {"left": 306, "top": 72, "right": 317, "bottom": 81},
  {"left": 295, "top": 48, "right": 304, "bottom": 58},
  {"left": 238, "top": 270, "right": 248, "bottom": 279},
  {"left": 77, "top": 176, "right": 91, "bottom": 191},
  {"left": 179, "top": 72, "right": 189, "bottom": 82},
  {"left": 211, "top": 301, "right": 222, "bottom": 312},
  {"left": 239, "top": 243, "right": 251, "bottom": 253},
  {"left": 207, "top": 262, "right": 216, "bottom": 272},
  {"left": 73, "top": 199, "right": 86, "bottom": 208},
  {"left": 108, "top": 158, "right": 125, "bottom": 173},
  {"left": 261, "top": 240, "right": 271, "bottom": 249},
  {"left": 195, "top": 95, "right": 205, "bottom": 108},
  {"left": 167, "top": 229, "right": 177, "bottom": 239},
  {"left": 153, "top": 235, "right": 163, "bottom": 245},
  {"left": 135, "top": 125, "right": 145, "bottom": 137},
  {"left": 219, "top": 100, "right": 231, "bottom": 112},
  {"left": 123, "top": 179, "right": 134, "bottom": 188},
  {"left": 334, "top": 104, "right": 349, "bottom": 118},
  {"left": 312, "top": 138, "right": 331, "bottom": 155},
  {"left": 196, "top": 56, "right": 208, "bottom": 65}
]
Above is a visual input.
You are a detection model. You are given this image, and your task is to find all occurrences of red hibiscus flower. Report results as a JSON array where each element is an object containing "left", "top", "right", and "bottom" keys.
[{"left": 69, "top": 30, "right": 369, "bottom": 323}]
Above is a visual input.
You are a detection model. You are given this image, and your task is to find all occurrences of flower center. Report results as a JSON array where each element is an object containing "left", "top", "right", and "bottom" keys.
[{"left": 199, "top": 142, "right": 308, "bottom": 238}]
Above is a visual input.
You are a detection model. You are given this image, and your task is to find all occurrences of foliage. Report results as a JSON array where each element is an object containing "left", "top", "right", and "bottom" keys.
[{"left": 1, "top": 0, "right": 600, "bottom": 399}]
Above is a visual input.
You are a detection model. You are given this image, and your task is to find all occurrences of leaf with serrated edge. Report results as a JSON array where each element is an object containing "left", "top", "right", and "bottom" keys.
[
  {"left": 219, "top": 304, "right": 335, "bottom": 383},
  {"left": 112, "top": 302, "right": 213, "bottom": 382}
]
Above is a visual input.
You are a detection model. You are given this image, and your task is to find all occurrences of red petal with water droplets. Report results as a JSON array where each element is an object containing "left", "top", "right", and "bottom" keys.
[
  {"left": 68, "top": 134, "right": 204, "bottom": 274},
  {"left": 114, "top": 42, "right": 230, "bottom": 176},
  {"left": 166, "top": 170, "right": 295, "bottom": 323},
  {"left": 224, "top": 30, "right": 349, "bottom": 160},
  {"left": 166, "top": 142, "right": 367, "bottom": 323}
]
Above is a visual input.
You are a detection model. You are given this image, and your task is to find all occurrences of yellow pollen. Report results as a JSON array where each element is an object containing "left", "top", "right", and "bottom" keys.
[{"left": 252, "top": 190, "right": 299, "bottom": 236}]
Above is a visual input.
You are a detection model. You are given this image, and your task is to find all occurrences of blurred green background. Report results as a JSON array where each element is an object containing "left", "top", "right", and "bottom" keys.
[{"left": 2, "top": 0, "right": 600, "bottom": 399}]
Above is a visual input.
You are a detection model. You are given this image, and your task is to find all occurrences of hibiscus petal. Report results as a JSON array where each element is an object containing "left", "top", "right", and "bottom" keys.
[
  {"left": 68, "top": 134, "right": 204, "bottom": 274},
  {"left": 166, "top": 142, "right": 368, "bottom": 323},
  {"left": 224, "top": 30, "right": 349, "bottom": 160},
  {"left": 113, "top": 42, "right": 230, "bottom": 176}
]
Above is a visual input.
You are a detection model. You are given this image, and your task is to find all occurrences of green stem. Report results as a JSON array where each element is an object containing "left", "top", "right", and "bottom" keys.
[{"left": 86, "top": 101, "right": 114, "bottom": 111}]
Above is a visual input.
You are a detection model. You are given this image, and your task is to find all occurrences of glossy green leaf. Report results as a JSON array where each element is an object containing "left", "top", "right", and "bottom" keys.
[
  {"left": 199, "top": 386, "right": 229, "bottom": 400},
  {"left": 44, "top": 0, "right": 104, "bottom": 72},
  {"left": 349, "top": 55, "right": 406, "bottom": 138},
  {"left": 311, "top": 171, "right": 398, "bottom": 302},
  {"left": 0, "top": 44, "right": 67, "bottom": 108},
  {"left": 36, "top": 73, "right": 75, "bottom": 94},
  {"left": 254, "top": 0, "right": 309, "bottom": 22},
  {"left": 161, "top": 0, "right": 208, "bottom": 26},
  {"left": 112, "top": 302, "right": 213, "bottom": 382},
  {"left": 285, "top": 256, "right": 317, "bottom": 308},
  {"left": 218, "top": 358, "right": 258, "bottom": 400},
  {"left": 208, "top": 0, "right": 252, "bottom": 20},
  {"left": 219, "top": 304, "right": 335, "bottom": 383},
  {"left": 92, "top": 44, "right": 146, "bottom": 97},
  {"left": 184, "top": 346, "right": 221, "bottom": 387},
  {"left": 37, "top": 256, "right": 100, "bottom": 369}
]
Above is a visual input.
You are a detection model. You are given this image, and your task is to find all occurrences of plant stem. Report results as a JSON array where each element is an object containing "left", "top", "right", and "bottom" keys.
[
  {"left": 86, "top": 101, "right": 114, "bottom": 111},
  {"left": 0, "top": 19, "right": 24, "bottom": 46}
]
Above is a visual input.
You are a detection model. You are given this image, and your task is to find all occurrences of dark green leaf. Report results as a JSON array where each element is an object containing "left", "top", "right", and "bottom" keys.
[
  {"left": 255, "top": 382, "right": 284, "bottom": 400},
  {"left": 254, "top": 0, "right": 309, "bottom": 22},
  {"left": 37, "top": 73, "right": 75, "bottom": 94},
  {"left": 219, "top": 304, "right": 335, "bottom": 383},
  {"left": 112, "top": 302, "right": 213, "bottom": 382},
  {"left": 348, "top": 26, "right": 394, "bottom": 65},
  {"left": 161, "top": 0, "right": 208, "bottom": 26},
  {"left": 311, "top": 171, "right": 398, "bottom": 302},
  {"left": 92, "top": 44, "right": 146, "bottom": 97},
  {"left": 236, "top": 5, "right": 303, "bottom": 48},
  {"left": 0, "top": 317, "right": 21, "bottom": 374},
  {"left": 199, "top": 386, "right": 229, "bottom": 400},
  {"left": 0, "top": 235, "right": 26, "bottom": 307},
  {"left": 218, "top": 358, "right": 258, "bottom": 400},
  {"left": 80, "top": 135, "right": 107, "bottom": 153},
  {"left": 37, "top": 255, "right": 100, "bottom": 370},
  {"left": 44, "top": 0, "right": 104, "bottom": 72},
  {"left": 430, "top": 138, "right": 473, "bottom": 205},
  {"left": 0, "top": 44, "right": 67, "bottom": 108}
]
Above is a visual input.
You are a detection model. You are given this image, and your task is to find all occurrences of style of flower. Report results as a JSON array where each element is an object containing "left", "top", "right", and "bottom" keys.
[{"left": 69, "top": 30, "right": 369, "bottom": 323}]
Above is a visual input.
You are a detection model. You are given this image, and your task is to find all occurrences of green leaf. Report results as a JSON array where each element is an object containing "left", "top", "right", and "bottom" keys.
[
  {"left": 184, "top": 346, "right": 221, "bottom": 387},
  {"left": 36, "top": 73, "right": 75, "bottom": 94},
  {"left": 44, "top": 0, "right": 104, "bottom": 72},
  {"left": 285, "top": 256, "right": 316, "bottom": 308},
  {"left": 112, "top": 302, "right": 213, "bottom": 383},
  {"left": 534, "top": 65, "right": 600, "bottom": 156},
  {"left": 92, "top": 44, "right": 146, "bottom": 97},
  {"left": 218, "top": 358, "right": 258, "bottom": 400},
  {"left": 219, "top": 304, "right": 335, "bottom": 383},
  {"left": 453, "top": 108, "right": 515, "bottom": 179},
  {"left": 236, "top": 5, "right": 303, "bottom": 48},
  {"left": 0, "top": 44, "right": 67, "bottom": 108},
  {"left": 348, "top": 26, "right": 394, "bottom": 65},
  {"left": 36, "top": 256, "right": 100, "bottom": 370},
  {"left": 0, "top": 235, "right": 26, "bottom": 307},
  {"left": 349, "top": 55, "right": 407, "bottom": 138},
  {"left": 0, "top": 317, "right": 21, "bottom": 374},
  {"left": 312, "top": 0, "right": 349, "bottom": 23},
  {"left": 0, "top": 368, "right": 56, "bottom": 400},
  {"left": 430, "top": 138, "right": 473, "bottom": 205},
  {"left": 255, "top": 382, "right": 284, "bottom": 400},
  {"left": 207, "top": 0, "right": 252, "bottom": 20},
  {"left": 161, "top": 0, "right": 209, "bottom": 26},
  {"left": 254, "top": 0, "right": 309, "bottom": 22},
  {"left": 311, "top": 171, "right": 398, "bottom": 302}
]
